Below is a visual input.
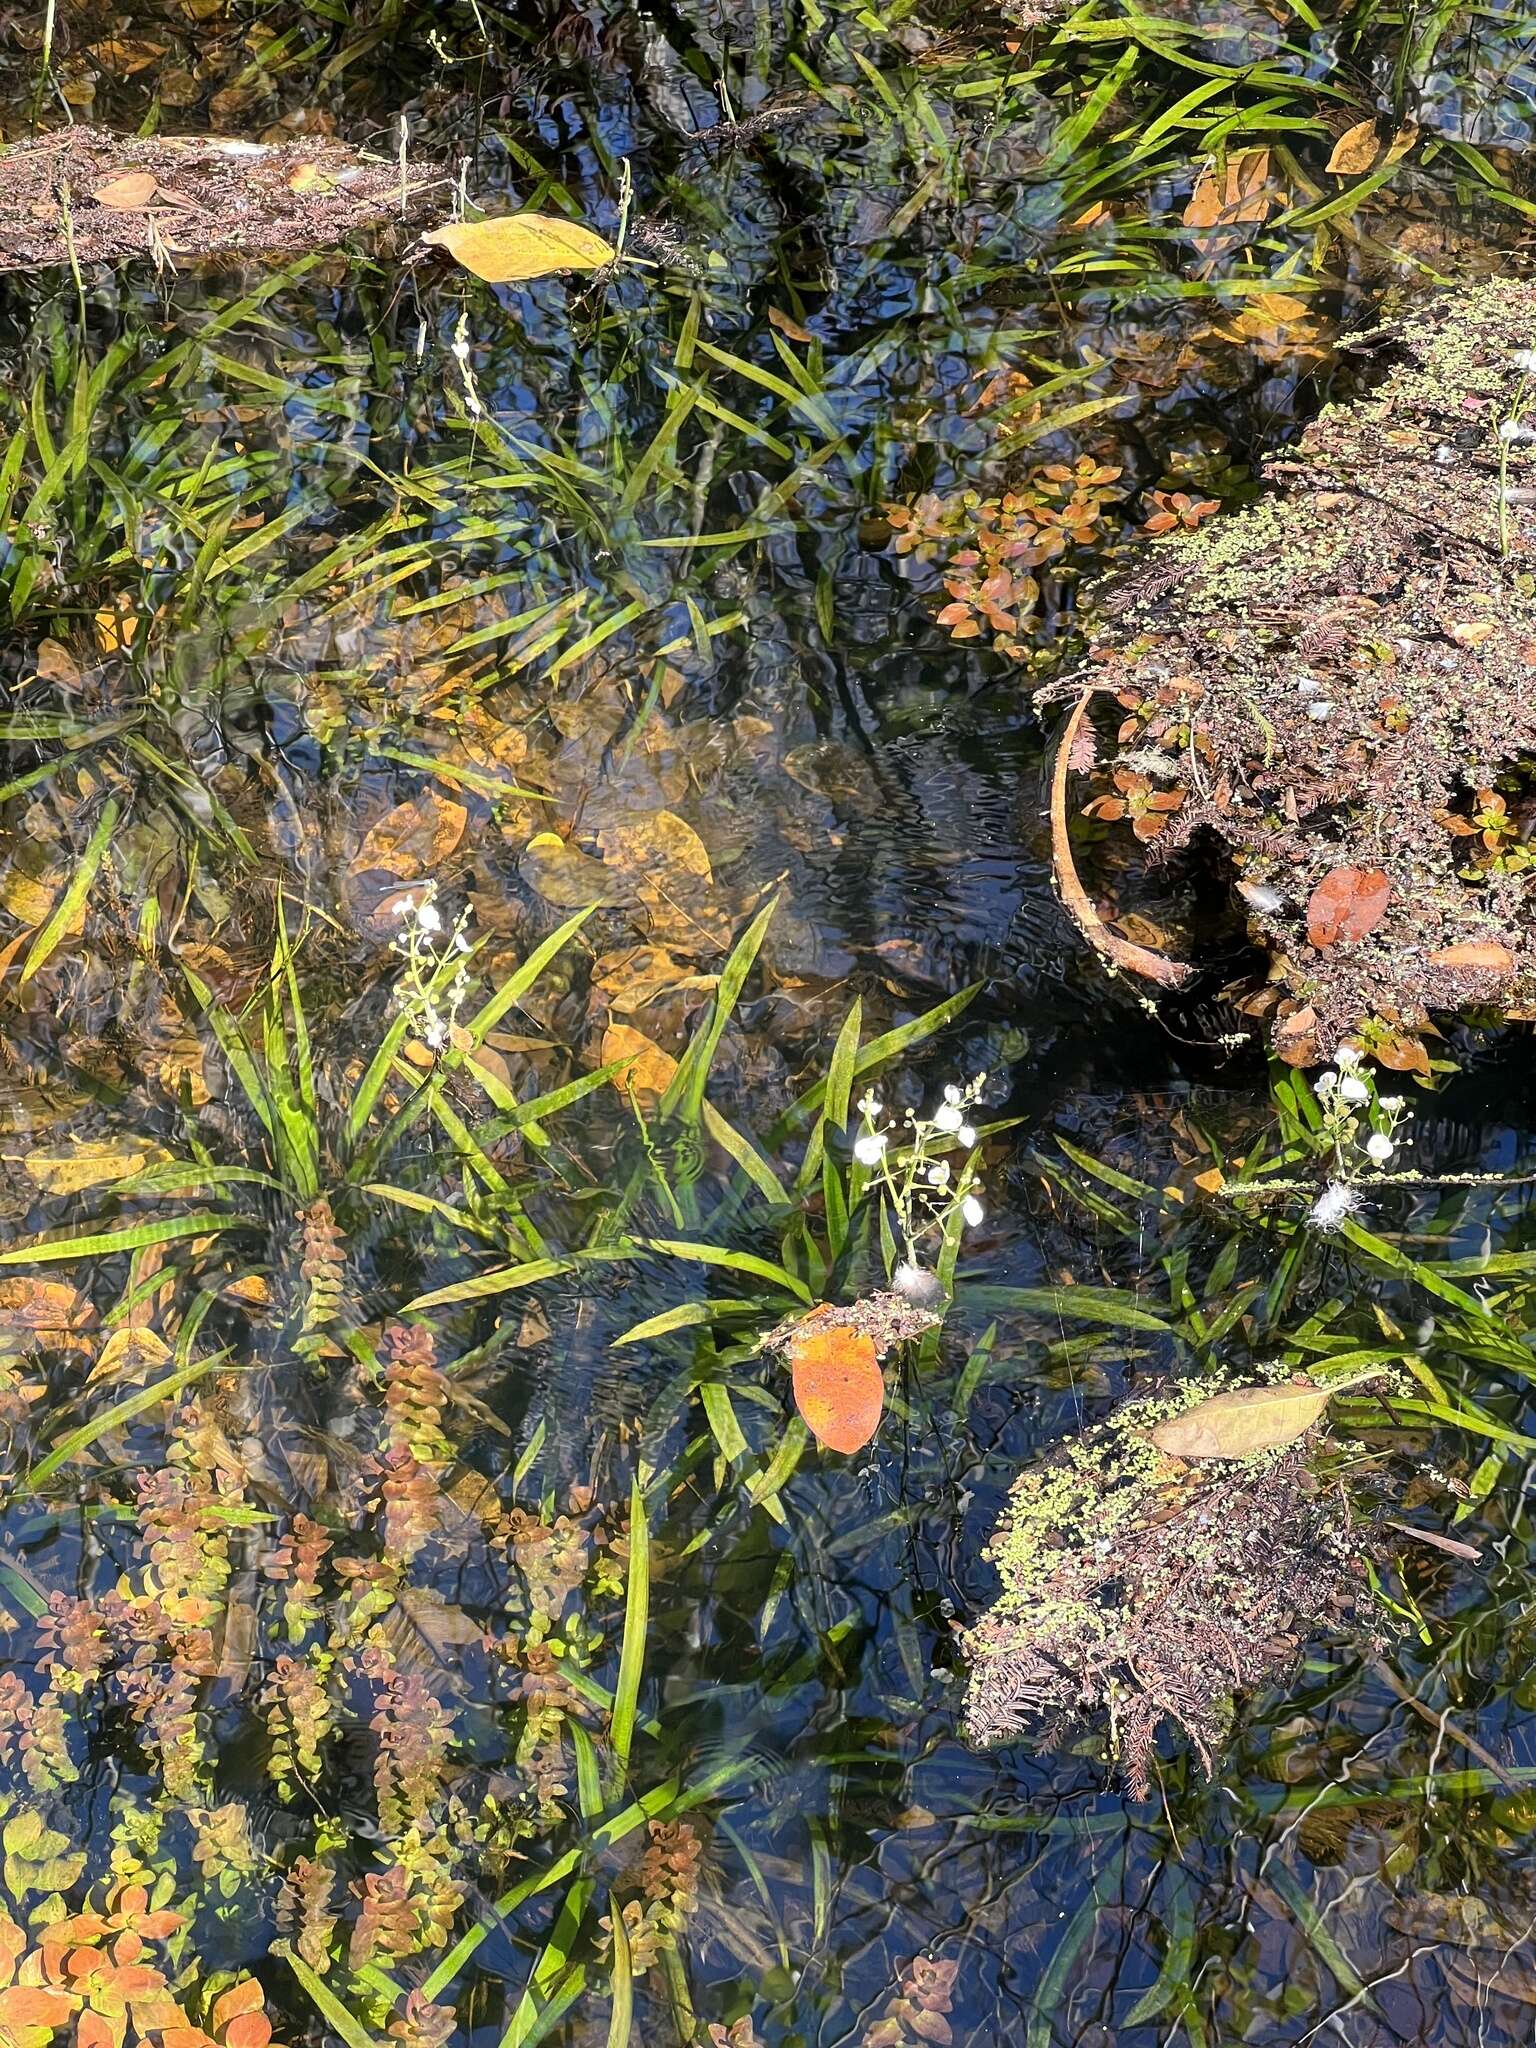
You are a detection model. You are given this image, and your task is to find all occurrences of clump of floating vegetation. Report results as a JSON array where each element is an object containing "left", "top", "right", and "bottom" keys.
[{"left": 963, "top": 1377, "right": 1392, "bottom": 1795}]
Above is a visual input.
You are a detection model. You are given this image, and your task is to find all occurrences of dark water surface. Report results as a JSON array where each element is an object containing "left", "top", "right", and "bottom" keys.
[{"left": 1, "top": 3, "right": 1535, "bottom": 2046}]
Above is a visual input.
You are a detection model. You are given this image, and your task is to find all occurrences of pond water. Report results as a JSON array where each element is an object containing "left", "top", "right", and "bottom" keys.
[{"left": 3, "top": 3, "right": 1536, "bottom": 2046}]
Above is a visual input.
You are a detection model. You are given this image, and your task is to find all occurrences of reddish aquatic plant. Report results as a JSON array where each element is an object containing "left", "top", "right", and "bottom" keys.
[
  {"left": 277, "top": 1856, "right": 339, "bottom": 1976},
  {"left": 264, "top": 1515, "right": 332, "bottom": 1645},
  {"left": 1083, "top": 768, "right": 1187, "bottom": 841},
  {"left": 381, "top": 1321, "right": 450, "bottom": 1466}
]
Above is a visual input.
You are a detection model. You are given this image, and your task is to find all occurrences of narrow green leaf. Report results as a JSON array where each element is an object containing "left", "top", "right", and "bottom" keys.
[
  {"left": 608, "top": 1477, "right": 649, "bottom": 1786},
  {"left": 21, "top": 798, "right": 118, "bottom": 986}
]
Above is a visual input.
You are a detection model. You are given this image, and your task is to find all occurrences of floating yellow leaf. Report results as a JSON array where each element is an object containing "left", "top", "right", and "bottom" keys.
[
  {"left": 420, "top": 212, "right": 616, "bottom": 284},
  {"left": 288, "top": 163, "right": 336, "bottom": 195},
  {"left": 1150, "top": 1379, "right": 1332, "bottom": 1460},
  {"left": 1326, "top": 119, "right": 1379, "bottom": 175}
]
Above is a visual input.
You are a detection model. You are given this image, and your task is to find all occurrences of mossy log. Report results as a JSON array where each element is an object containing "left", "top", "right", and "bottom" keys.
[
  {"left": 0, "top": 128, "right": 442, "bottom": 271},
  {"left": 1049, "top": 279, "right": 1536, "bottom": 1065}
]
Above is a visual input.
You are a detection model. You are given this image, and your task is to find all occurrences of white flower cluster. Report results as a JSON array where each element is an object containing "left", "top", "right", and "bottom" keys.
[
  {"left": 1306, "top": 1045, "right": 1411, "bottom": 1230},
  {"left": 852, "top": 1075, "right": 989, "bottom": 1289},
  {"left": 390, "top": 882, "right": 472, "bottom": 1056}
]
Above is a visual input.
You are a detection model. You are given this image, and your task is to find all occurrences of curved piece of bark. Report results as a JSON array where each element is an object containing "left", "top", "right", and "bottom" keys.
[
  {"left": 1049, "top": 686, "right": 1193, "bottom": 988},
  {"left": 0, "top": 128, "right": 443, "bottom": 272}
]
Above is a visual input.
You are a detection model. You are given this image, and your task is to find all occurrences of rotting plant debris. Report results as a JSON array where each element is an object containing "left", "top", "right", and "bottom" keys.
[
  {"left": 1048, "top": 277, "right": 1536, "bottom": 1065},
  {"left": 962, "top": 1380, "right": 1388, "bottom": 1795},
  {"left": 0, "top": 128, "right": 442, "bottom": 271}
]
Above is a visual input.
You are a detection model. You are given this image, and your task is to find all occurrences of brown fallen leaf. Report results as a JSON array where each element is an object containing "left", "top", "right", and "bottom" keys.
[
  {"left": 1326, "top": 119, "right": 1379, "bottom": 175},
  {"left": 521, "top": 831, "right": 629, "bottom": 908},
  {"left": 1274, "top": 1004, "right": 1320, "bottom": 1067},
  {"left": 1427, "top": 941, "right": 1515, "bottom": 975},
  {"left": 790, "top": 1324, "right": 884, "bottom": 1455},
  {"left": 1182, "top": 149, "right": 1276, "bottom": 255},
  {"left": 1306, "top": 866, "right": 1391, "bottom": 949},
  {"left": 32, "top": 640, "right": 81, "bottom": 689},
  {"left": 1450, "top": 619, "right": 1497, "bottom": 649},
  {"left": 354, "top": 790, "right": 467, "bottom": 880},
  {"left": 92, "top": 172, "right": 159, "bottom": 211},
  {"left": 601, "top": 1023, "right": 678, "bottom": 1108},
  {"left": 1151, "top": 1379, "right": 1333, "bottom": 1460},
  {"left": 89, "top": 1327, "right": 173, "bottom": 1386},
  {"left": 0, "top": 1278, "right": 90, "bottom": 1334}
]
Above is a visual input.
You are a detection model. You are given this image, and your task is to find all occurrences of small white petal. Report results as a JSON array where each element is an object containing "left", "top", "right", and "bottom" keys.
[
  {"left": 926, "top": 1162, "right": 951, "bottom": 1187},
  {"left": 933, "top": 1103, "right": 964, "bottom": 1134},
  {"left": 1334, "top": 1045, "right": 1361, "bottom": 1069},
  {"left": 1339, "top": 1075, "right": 1370, "bottom": 1104},
  {"left": 853, "top": 1133, "right": 888, "bottom": 1166},
  {"left": 944, "top": 1084, "right": 962, "bottom": 1104},
  {"left": 1365, "top": 1132, "right": 1394, "bottom": 1163},
  {"left": 961, "top": 1194, "right": 985, "bottom": 1228},
  {"left": 417, "top": 902, "right": 443, "bottom": 933},
  {"left": 958, "top": 1124, "right": 977, "bottom": 1147},
  {"left": 1315, "top": 1072, "right": 1339, "bottom": 1095}
]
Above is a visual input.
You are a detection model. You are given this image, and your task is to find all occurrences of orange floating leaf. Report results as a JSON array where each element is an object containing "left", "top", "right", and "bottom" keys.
[
  {"left": 1305, "top": 866, "right": 1390, "bottom": 949},
  {"left": 790, "top": 1326, "right": 884, "bottom": 1455}
]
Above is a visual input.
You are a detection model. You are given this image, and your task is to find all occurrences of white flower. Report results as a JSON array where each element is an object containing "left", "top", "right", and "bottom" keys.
[
  {"left": 1500, "top": 418, "right": 1536, "bottom": 442},
  {"left": 856, "top": 1093, "right": 883, "bottom": 1119},
  {"left": 423, "top": 1015, "right": 448, "bottom": 1050},
  {"left": 853, "top": 1132, "right": 888, "bottom": 1166},
  {"left": 1315, "top": 1071, "right": 1339, "bottom": 1095},
  {"left": 453, "top": 930, "right": 472, "bottom": 954},
  {"left": 1339, "top": 1074, "right": 1370, "bottom": 1105},
  {"left": 926, "top": 1162, "right": 951, "bottom": 1187},
  {"left": 1308, "top": 1182, "right": 1359, "bottom": 1231},
  {"left": 961, "top": 1193, "right": 985, "bottom": 1228},
  {"left": 1380, "top": 1095, "right": 1405, "bottom": 1112},
  {"left": 1365, "top": 1131, "right": 1394, "bottom": 1164},
  {"left": 933, "top": 1102, "right": 964, "bottom": 1134},
  {"left": 943, "top": 1084, "right": 962, "bottom": 1105},
  {"left": 1333, "top": 1045, "right": 1361, "bottom": 1069},
  {"left": 417, "top": 900, "right": 443, "bottom": 934},
  {"left": 958, "top": 1123, "right": 977, "bottom": 1147},
  {"left": 1514, "top": 349, "right": 1536, "bottom": 373}
]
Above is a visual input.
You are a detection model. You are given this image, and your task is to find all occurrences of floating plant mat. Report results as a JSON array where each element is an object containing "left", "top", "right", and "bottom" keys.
[
  {"left": 0, "top": 129, "right": 441, "bottom": 269},
  {"left": 1049, "top": 277, "right": 1536, "bottom": 1068},
  {"left": 963, "top": 1377, "right": 1395, "bottom": 1796}
]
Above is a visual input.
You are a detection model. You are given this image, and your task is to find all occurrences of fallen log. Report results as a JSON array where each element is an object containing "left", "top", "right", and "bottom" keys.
[
  {"left": 0, "top": 128, "right": 441, "bottom": 271},
  {"left": 1050, "top": 278, "right": 1536, "bottom": 1067}
]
